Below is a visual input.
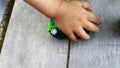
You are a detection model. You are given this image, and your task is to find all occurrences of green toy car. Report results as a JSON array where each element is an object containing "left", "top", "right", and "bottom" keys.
[
  {"left": 48, "top": 19, "right": 89, "bottom": 39},
  {"left": 48, "top": 19, "right": 67, "bottom": 39}
]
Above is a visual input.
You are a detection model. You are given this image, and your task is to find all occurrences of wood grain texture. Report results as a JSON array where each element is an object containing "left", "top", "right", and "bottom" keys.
[
  {"left": 0, "top": 0, "right": 6, "bottom": 23},
  {"left": 0, "top": 0, "right": 68, "bottom": 68},
  {"left": 69, "top": 0, "right": 120, "bottom": 68}
]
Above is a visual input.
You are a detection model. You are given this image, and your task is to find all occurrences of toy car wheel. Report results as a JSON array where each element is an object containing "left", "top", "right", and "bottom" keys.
[
  {"left": 50, "top": 28, "right": 67, "bottom": 39},
  {"left": 50, "top": 29, "right": 58, "bottom": 36}
]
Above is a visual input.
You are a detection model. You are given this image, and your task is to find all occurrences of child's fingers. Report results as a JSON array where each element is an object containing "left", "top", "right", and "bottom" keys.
[
  {"left": 82, "top": 2, "right": 92, "bottom": 11},
  {"left": 87, "top": 12, "right": 101, "bottom": 24},
  {"left": 83, "top": 20, "right": 99, "bottom": 33},
  {"left": 74, "top": 27, "right": 90, "bottom": 40},
  {"left": 66, "top": 31, "right": 78, "bottom": 42}
]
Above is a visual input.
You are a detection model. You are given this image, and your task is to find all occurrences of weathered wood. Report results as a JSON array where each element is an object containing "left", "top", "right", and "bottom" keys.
[
  {"left": 0, "top": 0, "right": 6, "bottom": 23},
  {"left": 0, "top": 0, "right": 68, "bottom": 68},
  {"left": 69, "top": 0, "right": 120, "bottom": 68}
]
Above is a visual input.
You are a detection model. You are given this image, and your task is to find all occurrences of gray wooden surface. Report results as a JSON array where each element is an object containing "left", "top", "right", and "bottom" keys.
[
  {"left": 69, "top": 0, "right": 120, "bottom": 68},
  {"left": 0, "top": 0, "right": 6, "bottom": 23},
  {"left": 0, "top": 0, "right": 68, "bottom": 68},
  {"left": 1, "top": 0, "right": 120, "bottom": 68}
]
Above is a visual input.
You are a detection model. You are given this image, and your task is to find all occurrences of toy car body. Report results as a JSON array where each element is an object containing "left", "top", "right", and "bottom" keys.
[{"left": 48, "top": 19, "right": 67, "bottom": 39}]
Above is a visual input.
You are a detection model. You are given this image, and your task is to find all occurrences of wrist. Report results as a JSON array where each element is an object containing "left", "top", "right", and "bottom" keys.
[
  {"left": 52, "top": 1, "right": 70, "bottom": 20},
  {"left": 50, "top": 0, "right": 64, "bottom": 19},
  {"left": 42, "top": 0, "right": 64, "bottom": 18},
  {"left": 24, "top": 0, "right": 64, "bottom": 18}
]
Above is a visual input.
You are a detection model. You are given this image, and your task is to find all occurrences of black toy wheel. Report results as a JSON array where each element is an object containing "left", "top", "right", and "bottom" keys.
[{"left": 50, "top": 28, "right": 67, "bottom": 39}]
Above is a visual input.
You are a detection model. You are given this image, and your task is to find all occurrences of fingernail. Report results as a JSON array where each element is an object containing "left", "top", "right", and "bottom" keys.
[
  {"left": 98, "top": 19, "right": 101, "bottom": 24},
  {"left": 95, "top": 28, "right": 99, "bottom": 33},
  {"left": 90, "top": 7, "right": 93, "bottom": 11},
  {"left": 73, "top": 39, "right": 78, "bottom": 42},
  {"left": 85, "top": 35, "right": 90, "bottom": 40}
]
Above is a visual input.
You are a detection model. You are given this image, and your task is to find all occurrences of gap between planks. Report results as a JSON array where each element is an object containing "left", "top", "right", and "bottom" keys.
[{"left": 66, "top": 40, "right": 71, "bottom": 68}]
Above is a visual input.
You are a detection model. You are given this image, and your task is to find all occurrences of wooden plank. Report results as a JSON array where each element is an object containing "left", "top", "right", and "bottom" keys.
[
  {"left": 69, "top": 0, "right": 120, "bottom": 68},
  {"left": 0, "top": 0, "right": 68, "bottom": 68},
  {"left": 0, "top": 0, "right": 6, "bottom": 23}
]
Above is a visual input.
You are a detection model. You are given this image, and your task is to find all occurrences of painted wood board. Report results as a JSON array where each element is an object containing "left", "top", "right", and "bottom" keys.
[
  {"left": 69, "top": 0, "right": 120, "bottom": 68},
  {"left": 0, "top": 0, "right": 68, "bottom": 68}
]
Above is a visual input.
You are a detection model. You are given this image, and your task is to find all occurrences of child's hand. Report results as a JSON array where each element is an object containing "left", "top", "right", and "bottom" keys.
[
  {"left": 53, "top": 1, "right": 101, "bottom": 42},
  {"left": 24, "top": 0, "right": 101, "bottom": 42}
]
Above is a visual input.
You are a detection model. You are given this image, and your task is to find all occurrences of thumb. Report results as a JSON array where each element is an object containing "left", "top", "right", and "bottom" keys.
[{"left": 82, "top": 2, "right": 93, "bottom": 11}]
